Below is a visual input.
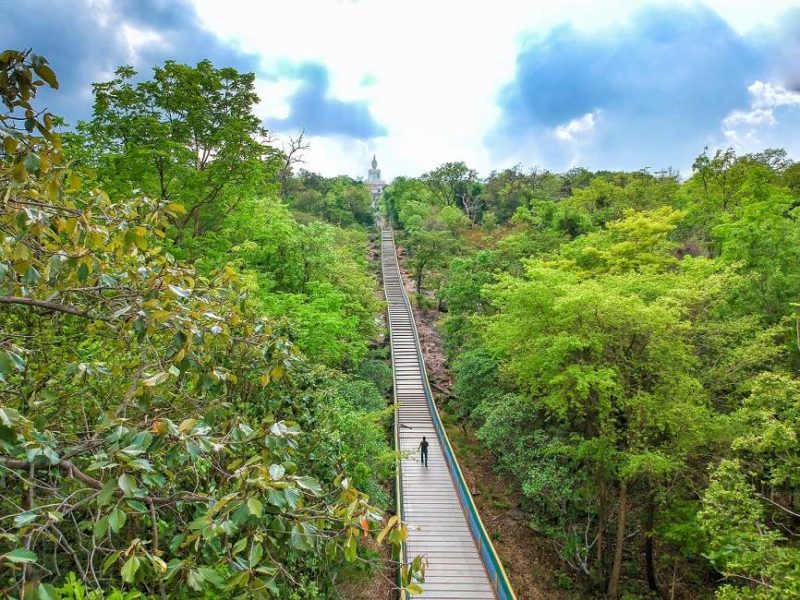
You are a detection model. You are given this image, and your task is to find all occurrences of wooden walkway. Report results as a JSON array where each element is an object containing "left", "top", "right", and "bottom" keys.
[{"left": 381, "top": 229, "right": 498, "bottom": 599}]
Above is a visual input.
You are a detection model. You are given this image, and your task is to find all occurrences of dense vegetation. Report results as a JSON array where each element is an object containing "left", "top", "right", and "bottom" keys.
[
  {"left": 3, "top": 41, "right": 799, "bottom": 600},
  {"left": 383, "top": 155, "right": 800, "bottom": 598},
  {"left": 0, "top": 50, "right": 427, "bottom": 599}
]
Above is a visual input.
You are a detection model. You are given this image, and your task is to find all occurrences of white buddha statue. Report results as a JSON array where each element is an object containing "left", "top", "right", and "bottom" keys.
[{"left": 368, "top": 155, "right": 381, "bottom": 182}]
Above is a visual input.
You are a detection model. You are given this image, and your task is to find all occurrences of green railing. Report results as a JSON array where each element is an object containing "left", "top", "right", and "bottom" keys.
[{"left": 383, "top": 228, "right": 517, "bottom": 600}]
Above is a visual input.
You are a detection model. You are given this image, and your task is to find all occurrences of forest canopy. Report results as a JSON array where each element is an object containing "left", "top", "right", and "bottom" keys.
[
  {"left": 0, "top": 50, "right": 425, "bottom": 599},
  {"left": 2, "top": 40, "right": 800, "bottom": 600},
  {"left": 382, "top": 148, "right": 800, "bottom": 599}
]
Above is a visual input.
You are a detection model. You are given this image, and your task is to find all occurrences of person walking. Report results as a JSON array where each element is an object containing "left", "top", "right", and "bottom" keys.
[{"left": 419, "top": 436, "right": 429, "bottom": 467}]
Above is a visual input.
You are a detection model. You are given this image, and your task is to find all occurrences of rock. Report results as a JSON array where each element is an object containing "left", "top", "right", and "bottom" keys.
[{"left": 507, "top": 507, "right": 531, "bottom": 522}]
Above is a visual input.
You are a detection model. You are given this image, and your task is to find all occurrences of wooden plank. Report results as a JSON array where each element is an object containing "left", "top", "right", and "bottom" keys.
[{"left": 382, "top": 231, "right": 499, "bottom": 599}]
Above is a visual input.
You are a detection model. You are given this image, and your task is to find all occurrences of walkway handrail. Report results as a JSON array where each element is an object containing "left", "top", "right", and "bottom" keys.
[
  {"left": 387, "top": 300, "right": 408, "bottom": 600},
  {"left": 384, "top": 228, "right": 517, "bottom": 600},
  {"left": 380, "top": 227, "right": 409, "bottom": 600}
]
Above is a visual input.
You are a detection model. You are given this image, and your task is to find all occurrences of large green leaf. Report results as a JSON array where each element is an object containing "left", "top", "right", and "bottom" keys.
[
  {"left": 3, "top": 548, "right": 38, "bottom": 564},
  {"left": 118, "top": 474, "right": 137, "bottom": 496},
  {"left": 248, "top": 542, "right": 263, "bottom": 568},
  {"left": 247, "top": 497, "right": 263, "bottom": 518},
  {"left": 108, "top": 507, "right": 127, "bottom": 533},
  {"left": 120, "top": 555, "right": 140, "bottom": 583},
  {"left": 295, "top": 476, "right": 322, "bottom": 495}
]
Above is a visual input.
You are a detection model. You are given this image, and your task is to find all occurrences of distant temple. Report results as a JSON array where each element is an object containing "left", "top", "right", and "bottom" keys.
[{"left": 367, "top": 155, "right": 386, "bottom": 201}]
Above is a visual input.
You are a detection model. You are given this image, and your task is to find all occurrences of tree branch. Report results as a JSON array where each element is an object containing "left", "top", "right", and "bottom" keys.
[
  {"left": 757, "top": 493, "right": 800, "bottom": 519},
  {"left": 0, "top": 296, "right": 109, "bottom": 321},
  {"left": 0, "top": 457, "right": 208, "bottom": 506}
]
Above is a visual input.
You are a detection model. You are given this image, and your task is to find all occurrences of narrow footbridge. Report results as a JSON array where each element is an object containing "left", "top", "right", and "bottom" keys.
[{"left": 381, "top": 229, "right": 516, "bottom": 600}]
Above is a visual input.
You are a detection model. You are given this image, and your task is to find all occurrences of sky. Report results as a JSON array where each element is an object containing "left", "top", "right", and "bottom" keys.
[{"left": 4, "top": 0, "right": 800, "bottom": 181}]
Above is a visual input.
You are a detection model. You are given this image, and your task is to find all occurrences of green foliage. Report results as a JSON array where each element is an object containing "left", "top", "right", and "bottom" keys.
[
  {"left": 85, "top": 110, "right": 382, "bottom": 371},
  {"left": 477, "top": 395, "right": 584, "bottom": 529},
  {"left": 357, "top": 358, "right": 394, "bottom": 397},
  {"left": 70, "top": 59, "right": 281, "bottom": 239},
  {"left": 697, "top": 373, "right": 800, "bottom": 597},
  {"left": 388, "top": 147, "right": 800, "bottom": 596},
  {"left": 421, "top": 161, "right": 482, "bottom": 221},
  {"left": 450, "top": 348, "right": 501, "bottom": 421},
  {"left": 0, "top": 49, "right": 63, "bottom": 191},
  {"left": 558, "top": 206, "right": 684, "bottom": 274},
  {"left": 1, "top": 50, "right": 422, "bottom": 598},
  {"left": 713, "top": 186, "right": 800, "bottom": 322},
  {"left": 283, "top": 173, "right": 374, "bottom": 227},
  {"left": 700, "top": 460, "right": 800, "bottom": 599},
  {"left": 477, "top": 165, "right": 559, "bottom": 223},
  {"left": 439, "top": 204, "right": 471, "bottom": 233},
  {"left": 43, "top": 572, "right": 145, "bottom": 599},
  {"left": 405, "top": 228, "right": 457, "bottom": 300},
  {"left": 382, "top": 177, "right": 436, "bottom": 230},
  {"left": 731, "top": 373, "right": 800, "bottom": 487},
  {"left": 443, "top": 252, "right": 497, "bottom": 316},
  {"left": 317, "top": 377, "right": 394, "bottom": 503}
]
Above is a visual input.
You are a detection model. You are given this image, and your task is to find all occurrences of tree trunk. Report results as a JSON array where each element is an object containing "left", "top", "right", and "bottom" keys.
[
  {"left": 645, "top": 495, "right": 661, "bottom": 596},
  {"left": 415, "top": 266, "right": 424, "bottom": 307},
  {"left": 608, "top": 480, "right": 627, "bottom": 598},
  {"left": 596, "top": 478, "right": 607, "bottom": 579}
]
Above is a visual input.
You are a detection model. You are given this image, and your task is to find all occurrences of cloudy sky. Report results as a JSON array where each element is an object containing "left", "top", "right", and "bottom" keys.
[{"left": 5, "top": 0, "right": 800, "bottom": 180}]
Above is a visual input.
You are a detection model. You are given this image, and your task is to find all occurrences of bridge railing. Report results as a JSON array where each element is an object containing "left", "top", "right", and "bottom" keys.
[
  {"left": 384, "top": 228, "right": 517, "bottom": 600},
  {"left": 379, "top": 228, "right": 409, "bottom": 599}
]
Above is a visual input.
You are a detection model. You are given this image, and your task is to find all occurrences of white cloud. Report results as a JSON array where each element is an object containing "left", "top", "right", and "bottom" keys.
[
  {"left": 700, "top": 0, "right": 800, "bottom": 33},
  {"left": 119, "top": 24, "right": 167, "bottom": 64},
  {"left": 190, "top": 0, "right": 654, "bottom": 177},
  {"left": 254, "top": 79, "right": 302, "bottom": 121},
  {"left": 721, "top": 80, "right": 800, "bottom": 152},
  {"left": 553, "top": 111, "right": 599, "bottom": 142},
  {"left": 191, "top": 0, "right": 523, "bottom": 177},
  {"left": 723, "top": 127, "right": 760, "bottom": 148},
  {"left": 188, "top": 0, "right": 800, "bottom": 178},
  {"left": 722, "top": 107, "right": 776, "bottom": 127},
  {"left": 747, "top": 80, "right": 800, "bottom": 109}
]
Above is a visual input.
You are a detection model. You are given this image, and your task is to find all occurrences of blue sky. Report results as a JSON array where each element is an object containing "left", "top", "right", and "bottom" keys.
[{"left": 4, "top": 0, "right": 800, "bottom": 178}]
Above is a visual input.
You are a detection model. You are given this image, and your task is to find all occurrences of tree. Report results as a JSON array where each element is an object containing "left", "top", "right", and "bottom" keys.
[
  {"left": 559, "top": 206, "right": 685, "bottom": 275},
  {"left": 478, "top": 166, "right": 562, "bottom": 224},
  {"left": 713, "top": 184, "right": 800, "bottom": 323},
  {"left": 702, "top": 372, "right": 800, "bottom": 599},
  {"left": 277, "top": 129, "right": 309, "bottom": 196},
  {"left": 381, "top": 177, "right": 434, "bottom": 229},
  {"left": 405, "top": 228, "right": 457, "bottom": 304},
  {"left": 1, "top": 50, "right": 422, "bottom": 598},
  {"left": 481, "top": 263, "right": 707, "bottom": 596},
  {"left": 783, "top": 162, "right": 800, "bottom": 196},
  {"left": 73, "top": 60, "right": 281, "bottom": 238},
  {"left": 421, "top": 161, "right": 482, "bottom": 222},
  {"left": 320, "top": 177, "right": 373, "bottom": 226},
  {"left": 559, "top": 177, "right": 629, "bottom": 227},
  {"left": 700, "top": 459, "right": 800, "bottom": 599}
]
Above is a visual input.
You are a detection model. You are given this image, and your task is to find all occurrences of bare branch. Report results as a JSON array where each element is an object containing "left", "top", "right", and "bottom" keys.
[
  {"left": 0, "top": 296, "right": 109, "bottom": 321},
  {"left": 278, "top": 129, "right": 310, "bottom": 193},
  {"left": 0, "top": 457, "right": 208, "bottom": 506},
  {"left": 757, "top": 493, "right": 800, "bottom": 519}
]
